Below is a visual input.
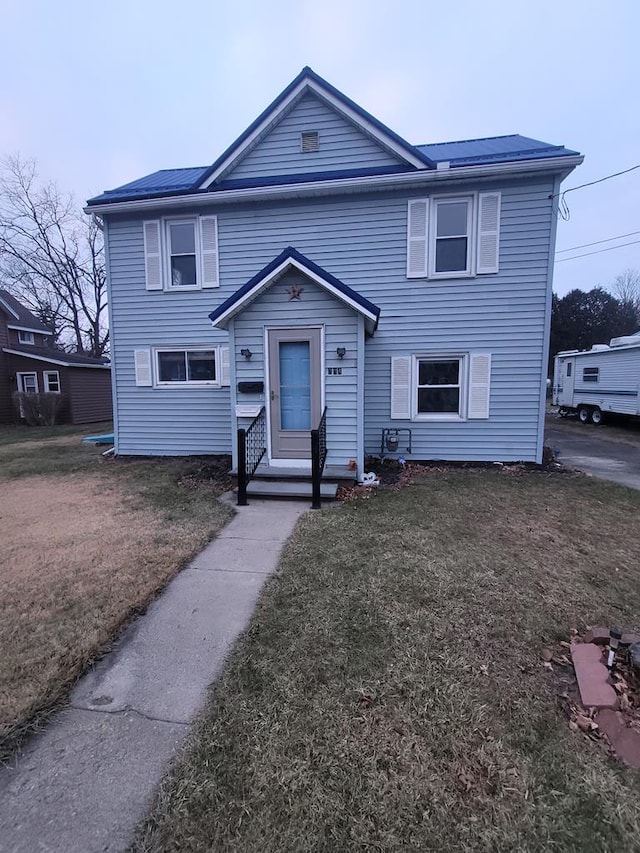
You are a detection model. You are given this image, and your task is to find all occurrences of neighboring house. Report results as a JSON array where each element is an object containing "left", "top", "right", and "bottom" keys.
[
  {"left": 86, "top": 67, "right": 581, "bottom": 471},
  {"left": 0, "top": 289, "right": 113, "bottom": 424}
]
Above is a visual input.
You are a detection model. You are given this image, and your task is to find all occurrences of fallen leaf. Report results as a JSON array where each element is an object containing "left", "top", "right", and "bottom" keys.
[
  {"left": 541, "top": 648, "right": 553, "bottom": 662},
  {"left": 542, "top": 661, "right": 553, "bottom": 671},
  {"left": 575, "top": 714, "right": 598, "bottom": 732},
  {"left": 569, "top": 720, "right": 579, "bottom": 732}
]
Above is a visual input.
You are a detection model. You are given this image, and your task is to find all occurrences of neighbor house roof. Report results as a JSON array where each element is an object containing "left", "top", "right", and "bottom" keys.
[
  {"left": 208, "top": 247, "right": 380, "bottom": 336},
  {"left": 0, "top": 289, "right": 53, "bottom": 335},
  {"left": 2, "top": 346, "right": 110, "bottom": 368},
  {"left": 86, "top": 67, "right": 581, "bottom": 208}
]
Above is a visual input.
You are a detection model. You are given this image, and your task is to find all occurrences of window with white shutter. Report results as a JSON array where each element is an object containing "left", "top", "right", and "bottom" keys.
[
  {"left": 134, "top": 349, "right": 153, "bottom": 386},
  {"left": 199, "top": 216, "right": 219, "bottom": 288},
  {"left": 391, "top": 357, "right": 411, "bottom": 419},
  {"left": 406, "top": 200, "right": 428, "bottom": 278},
  {"left": 143, "top": 221, "right": 163, "bottom": 290},
  {"left": 476, "top": 193, "right": 501, "bottom": 274},
  {"left": 468, "top": 353, "right": 491, "bottom": 419},
  {"left": 220, "top": 346, "right": 230, "bottom": 386}
]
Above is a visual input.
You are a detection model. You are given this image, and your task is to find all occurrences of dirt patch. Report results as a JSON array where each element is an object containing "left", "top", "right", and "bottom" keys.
[{"left": 0, "top": 470, "right": 228, "bottom": 748}]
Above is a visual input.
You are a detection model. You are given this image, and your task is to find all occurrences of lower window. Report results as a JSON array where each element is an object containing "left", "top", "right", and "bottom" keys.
[
  {"left": 156, "top": 349, "right": 218, "bottom": 385},
  {"left": 416, "top": 357, "right": 463, "bottom": 418},
  {"left": 44, "top": 371, "right": 61, "bottom": 393}
]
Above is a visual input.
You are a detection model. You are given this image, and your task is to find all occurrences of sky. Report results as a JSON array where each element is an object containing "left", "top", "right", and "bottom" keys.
[{"left": 2, "top": 0, "right": 639, "bottom": 297}]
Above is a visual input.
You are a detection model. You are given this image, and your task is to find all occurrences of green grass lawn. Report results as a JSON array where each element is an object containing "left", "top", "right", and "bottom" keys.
[
  {"left": 0, "top": 424, "right": 233, "bottom": 756},
  {"left": 134, "top": 469, "right": 640, "bottom": 853}
]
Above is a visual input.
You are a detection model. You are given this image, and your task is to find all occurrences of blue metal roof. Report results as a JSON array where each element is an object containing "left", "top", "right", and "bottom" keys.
[
  {"left": 416, "top": 135, "right": 579, "bottom": 166},
  {"left": 85, "top": 68, "right": 580, "bottom": 208},
  {"left": 208, "top": 247, "right": 380, "bottom": 334}
]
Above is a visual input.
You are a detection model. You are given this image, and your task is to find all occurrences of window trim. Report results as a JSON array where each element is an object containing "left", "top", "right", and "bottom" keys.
[
  {"left": 164, "top": 217, "right": 201, "bottom": 291},
  {"left": 429, "top": 194, "right": 475, "bottom": 279},
  {"left": 16, "top": 371, "right": 39, "bottom": 393},
  {"left": 43, "top": 370, "right": 61, "bottom": 393},
  {"left": 153, "top": 346, "right": 221, "bottom": 388},
  {"left": 18, "top": 330, "right": 35, "bottom": 345},
  {"left": 412, "top": 354, "right": 467, "bottom": 421}
]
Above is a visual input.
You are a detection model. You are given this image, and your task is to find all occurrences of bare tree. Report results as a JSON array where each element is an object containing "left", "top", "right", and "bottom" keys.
[
  {"left": 609, "top": 268, "right": 640, "bottom": 320},
  {"left": 0, "top": 156, "right": 108, "bottom": 357}
]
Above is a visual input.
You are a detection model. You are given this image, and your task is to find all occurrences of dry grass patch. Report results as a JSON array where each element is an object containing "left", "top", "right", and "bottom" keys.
[
  {"left": 0, "top": 429, "right": 233, "bottom": 753},
  {"left": 134, "top": 470, "right": 640, "bottom": 853}
]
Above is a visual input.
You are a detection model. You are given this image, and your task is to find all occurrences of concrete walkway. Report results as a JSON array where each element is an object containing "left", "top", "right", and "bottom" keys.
[{"left": 0, "top": 497, "right": 309, "bottom": 853}]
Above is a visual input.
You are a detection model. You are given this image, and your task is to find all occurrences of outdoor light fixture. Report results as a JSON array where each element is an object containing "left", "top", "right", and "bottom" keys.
[
  {"left": 608, "top": 627, "right": 623, "bottom": 669},
  {"left": 240, "top": 348, "right": 253, "bottom": 361},
  {"left": 336, "top": 347, "right": 346, "bottom": 359}
]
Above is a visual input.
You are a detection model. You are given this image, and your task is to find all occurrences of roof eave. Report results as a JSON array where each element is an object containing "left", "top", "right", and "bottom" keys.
[{"left": 85, "top": 154, "right": 584, "bottom": 216}]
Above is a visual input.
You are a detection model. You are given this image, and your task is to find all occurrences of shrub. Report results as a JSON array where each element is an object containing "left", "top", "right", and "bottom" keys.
[{"left": 12, "top": 392, "right": 65, "bottom": 426}]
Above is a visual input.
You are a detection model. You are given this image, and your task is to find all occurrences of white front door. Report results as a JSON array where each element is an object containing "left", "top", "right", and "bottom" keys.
[
  {"left": 267, "top": 328, "right": 322, "bottom": 460},
  {"left": 557, "top": 358, "right": 575, "bottom": 407}
]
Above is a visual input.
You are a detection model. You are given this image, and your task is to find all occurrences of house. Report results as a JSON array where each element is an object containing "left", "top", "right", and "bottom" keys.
[
  {"left": 85, "top": 67, "right": 581, "bottom": 476},
  {"left": 0, "top": 289, "right": 113, "bottom": 424}
]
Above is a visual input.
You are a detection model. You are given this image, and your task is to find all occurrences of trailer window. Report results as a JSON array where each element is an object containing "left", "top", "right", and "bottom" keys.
[
  {"left": 583, "top": 367, "right": 599, "bottom": 383},
  {"left": 566, "top": 363, "right": 572, "bottom": 377}
]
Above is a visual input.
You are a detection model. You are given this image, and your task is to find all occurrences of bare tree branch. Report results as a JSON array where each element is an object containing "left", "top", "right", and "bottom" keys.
[{"left": 0, "top": 155, "right": 108, "bottom": 357}]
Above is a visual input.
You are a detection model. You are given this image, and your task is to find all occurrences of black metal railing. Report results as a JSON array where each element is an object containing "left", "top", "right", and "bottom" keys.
[
  {"left": 310, "top": 407, "right": 328, "bottom": 509},
  {"left": 237, "top": 406, "right": 266, "bottom": 506}
]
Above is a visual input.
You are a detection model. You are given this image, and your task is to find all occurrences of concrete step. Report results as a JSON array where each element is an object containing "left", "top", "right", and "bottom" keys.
[{"left": 245, "top": 480, "right": 339, "bottom": 500}]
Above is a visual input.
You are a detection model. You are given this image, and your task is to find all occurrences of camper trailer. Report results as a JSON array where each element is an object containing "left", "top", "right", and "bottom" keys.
[{"left": 553, "top": 333, "right": 640, "bottom": 424}]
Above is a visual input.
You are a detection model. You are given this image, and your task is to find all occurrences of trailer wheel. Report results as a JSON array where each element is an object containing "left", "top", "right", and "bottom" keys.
[
  {"left": 577, "top": 406, "right": 590, "bottom": 424},
  {"left": 590, "top": 407, "right": 603, "bottom": 425}
]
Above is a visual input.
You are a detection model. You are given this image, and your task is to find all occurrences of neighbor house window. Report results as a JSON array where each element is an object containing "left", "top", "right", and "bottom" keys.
[
  {"left": 17, "top": 372, "right": 38, "bottom": 393},
  {"left": 166, "top": 219, "right": 198, "bottom": 288},
  {"left": 416, "top": 357, "right": 463, "bottom": 417},
  {"left": 155, "top": 348, "right": 218, "bottom": 386},
  {"left": 44, "top": 371, "right": 60, "bottom": 393},
  {"left": 583, "top": 367, "right": 599, "bottom": 383},
  {"left": 431, "top": 197, "right": 472, "bottom": 276},
  {"left": 18, "top": 330, "right": 35, "bottom": 344}
]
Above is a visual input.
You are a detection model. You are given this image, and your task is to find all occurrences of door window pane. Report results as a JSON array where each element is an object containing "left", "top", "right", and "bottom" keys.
[{"left": 279, "top": 341, "right": 311, "bottom": 430}]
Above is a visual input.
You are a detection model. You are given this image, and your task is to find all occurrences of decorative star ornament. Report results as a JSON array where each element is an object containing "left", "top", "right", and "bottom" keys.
[{"left": 286, "top": 284, "right": 304, "bottom": 300}]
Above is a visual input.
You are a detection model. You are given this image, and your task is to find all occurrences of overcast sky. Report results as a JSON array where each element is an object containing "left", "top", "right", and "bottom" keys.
[{"left": 2, "top": 0, "right": 639, "bottom": 296}]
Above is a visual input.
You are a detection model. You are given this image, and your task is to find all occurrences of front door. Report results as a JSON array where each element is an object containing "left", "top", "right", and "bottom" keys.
[{"left": 267, "top": 328, "right": 322, "bottom": 459}]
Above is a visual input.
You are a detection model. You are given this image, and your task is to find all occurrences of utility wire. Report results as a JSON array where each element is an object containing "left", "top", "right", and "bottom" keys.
[
  {"left": 555, "top": 238, "right": 640, "bottom": 263},
  {"left": 551, "top": 162, "right": 640, "bottom": 221},
  {"left": 556, "top": 230, "right": 640, "bottom": 253}
]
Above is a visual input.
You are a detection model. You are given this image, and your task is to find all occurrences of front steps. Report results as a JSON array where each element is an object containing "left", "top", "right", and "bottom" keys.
[{"left": 234, "top": 462, "right": 357, "bottom": 502}]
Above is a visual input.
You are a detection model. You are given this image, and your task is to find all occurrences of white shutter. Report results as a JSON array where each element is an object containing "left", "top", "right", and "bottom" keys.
[
  {"left": 134, "top": 349, "right": 153, "bottom": 387},
  {"left": 220, "top": 346, "right": 230, "bottom": 387},
  {"left": 143, "top": 221, "right": 163, "bottom": 290},
  {"left": 468, "top": 353, "right": 491, "bottom": 419},
  {"left": 406, "top": 199, "right": 428, "bottom": 278},
  {"left": 477, "top": 193, "right": 501, "bottom": 274},
  {"left": 199, "top": 216, "right": 219, "bottom": 288},
  {"left": 391, "top": 357, "right": 412, "bottom": 419}
]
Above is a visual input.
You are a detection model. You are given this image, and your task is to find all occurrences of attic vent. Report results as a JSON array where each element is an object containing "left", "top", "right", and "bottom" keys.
[{"left": 301, "top": 131, "right": 319, "bottom": 153}]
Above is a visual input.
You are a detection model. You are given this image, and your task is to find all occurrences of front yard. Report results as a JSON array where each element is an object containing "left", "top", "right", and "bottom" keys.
[
  {"left": 0, "top": 425, "right": 232, "bottom": 755},
  {"left": 134, "top": 468, "right": 640, "bottom": 852}
]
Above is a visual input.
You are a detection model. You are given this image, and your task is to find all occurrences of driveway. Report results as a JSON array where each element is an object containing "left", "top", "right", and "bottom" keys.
[{"left": 545, "top": 416, "right": 640, "bottom": 490}]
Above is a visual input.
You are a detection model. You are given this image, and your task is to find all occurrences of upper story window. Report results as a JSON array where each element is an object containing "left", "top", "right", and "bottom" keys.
[
  {"left": 407, "top": 193, "right": 501, "bottom": 280},
  {"left": 432, "top": 198, "right": 472, "bottom": 276},
  {"left": 18, "top": 330, "right": 35, "bottom": 345},
  {"left": 583, "top": 366, "right": 599, "bottom": 383},
  {"left": 143, "top": 216, "right": 219, "bottom": 292},
  {"left": 167, "top": 220, "right": 198, "bottom": 287}
]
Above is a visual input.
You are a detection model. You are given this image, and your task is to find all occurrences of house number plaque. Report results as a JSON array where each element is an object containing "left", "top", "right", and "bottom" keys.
[{"left": 327, "top": 367, "right": 343, "bottom": 376}]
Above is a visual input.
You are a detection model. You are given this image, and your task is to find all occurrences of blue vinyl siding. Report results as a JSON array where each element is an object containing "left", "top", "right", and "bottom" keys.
[
  {"left": 228, "top": 93, "right": 403, "bottom": 181},
  {"left": 106, "top": 174, "right": 556, "bottom": 462}
]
